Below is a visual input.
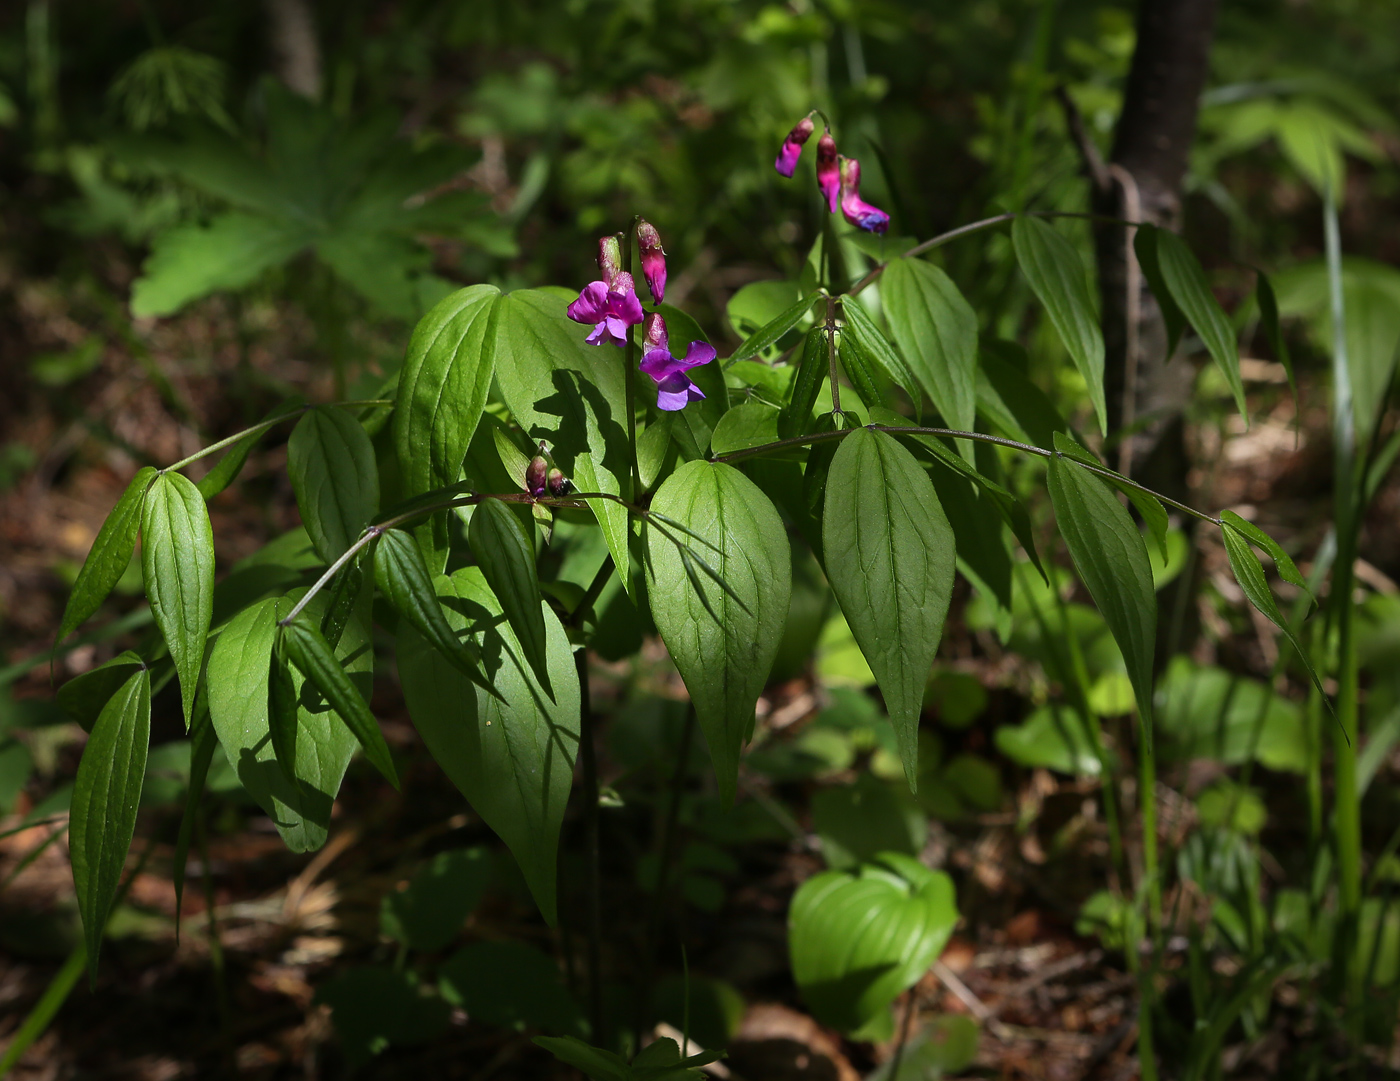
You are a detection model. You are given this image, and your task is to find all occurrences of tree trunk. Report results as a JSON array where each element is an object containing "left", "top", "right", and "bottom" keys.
[
  {"left": 1093, "top": 0, "right": 1220, "bottom": 500},
  {"left": 265, "top": 0, "right": 322, "bottom": 101}
]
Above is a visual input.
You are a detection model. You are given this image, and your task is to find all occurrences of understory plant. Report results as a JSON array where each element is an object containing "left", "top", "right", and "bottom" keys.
[{"left": 45, "top": 109, "right": 1382, "bottom": 1078}]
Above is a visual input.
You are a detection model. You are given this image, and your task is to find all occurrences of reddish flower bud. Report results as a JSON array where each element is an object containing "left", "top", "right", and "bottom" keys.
[
  {"left": 636, "top": 219, "right": 666, "bottom": 304},
  {"left": 525, "top": 455, "right": 549, "bottom": 497},
  {"left": 775, "top": 116, "right": 815, "bottom": 177},
  {"left": 642, "top": 311, "right": 669, "bottom": 354},
  {"left": 547, "top": 468, "right": 570, "bottom": 497},
  {"left": 815, "top": 132, "right": 840, "bottom": 213},
  {"left": 598, "top": 235, "right": 623, "bottom": 287}
]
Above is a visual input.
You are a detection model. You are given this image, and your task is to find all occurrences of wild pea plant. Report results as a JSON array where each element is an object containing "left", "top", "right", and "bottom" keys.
[{"left": 54, "top": 112, "right": 1321, "bottom": 1076}]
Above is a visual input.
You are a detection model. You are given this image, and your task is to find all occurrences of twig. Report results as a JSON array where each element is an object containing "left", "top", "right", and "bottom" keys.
[
  {"left": 1055, "top": 86, "right": 1112, "bottom": 194},
  {"left": 1108, "top": 163, "right": 1144, "bottom": 479},
  {"left": 931, "top": 959, "right": 1015, "bottom": 1041}
]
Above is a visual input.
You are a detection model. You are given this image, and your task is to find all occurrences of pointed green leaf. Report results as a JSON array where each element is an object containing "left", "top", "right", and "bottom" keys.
[
  {"left": 1012, "top": 216, "right": 1107, "bottom": 434},
  {"left": 268, "top": 638, "right": 302, "bottom": 788},
  {"left": 822, "top": 428, "right": 955, "bottom": 787},
  {"left": 1154, "top": 229, "right": 1247, "bottom": 417},
  {"left": 142, "top": 471, "right": 215, "bottom": 728},
  {"left": 532, "top": 1037, "right": 631, "bottom": 1081},
  {"left": 70, "top": 665, "right": 150, "bottom": 980},
  {"left": 841, "top": 295, "right": 921, "bottom": 416},
  {"left": 397, "top": 568, "right": 579, "bottom": 925},
  {"left": 1053, "top": 433, "right": 1168, "bottom": 561},
  {"left": 287, "top": 406, "right": 379, "bottom": 565},
  {"left": 58, "top": 467, "right": 156, "bottom": 645},
  {"left": 645, "top": 462, "right": 790, "bottom": 804},
  {"left": 172, "top": 699, "right": 217, "bottom": 943},
  {"left": 1047, "top": 447, "right": 1156, "bottom": 732},
  {"left": 727, "top": 291, "right": 822, "bottom": 365},
  {"left": 207, "top": 593, "right": 368, "bottom": 852},
  {"left": 393, "top": 283, "right": 501, "bottom": 568},
  {"left": 466, "top": 498, "right": 551, "bottom": 694},
  {"left": 197, "top": 400, "right": 304, "bottom": 499},
  {"left": 778, "top": 325, "right": 830, "bottom": 439},
  {"left": 881, "top": 257, "right": 977, "bottom": 460},
  {"left": 56, "top": 651, "right": 146, "bottom": 734},
  {"left": 490, "top": 289, "right": 632, "bottom": 589},
  {"left": 1133, "top": 226, "right": 1188, "bottom": 359},
  {"left": 283, "top": 617, "right": 397, "bottom": 788},
  {"left": 1219, "top": 511, "right": 1309, "bottom": 595},
  {"left": 1219, "top": 522, "right": 1329, "bottom": 709}
]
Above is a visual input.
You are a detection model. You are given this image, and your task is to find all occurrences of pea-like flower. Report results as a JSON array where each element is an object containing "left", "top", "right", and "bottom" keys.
[
  {"left": 775, "top": 116, "right": 815, "bottom": 178},
  {"left": 838, "top": 157, "right": 889, "bottom": 235},
  {"left": 636, "top": 219, "right": 666, "bottom": 304},
  {"left": 815, "top": 132, "right": 841, "bottom": 213},
  {"left": 639, "top": 313, "right": 713, "bottom": 412},
  {"left": 567, "top": 271, "right": 644, "bottom": 347}
]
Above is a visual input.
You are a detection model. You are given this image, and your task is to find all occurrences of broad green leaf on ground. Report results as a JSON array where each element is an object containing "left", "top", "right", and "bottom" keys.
[
  {"left": 995, "top": 703, "right": 1102, "bottom": 775},
  {"left": 380, "top": 846, "right": 492, "bottom": 952},
  {"left": 1152, "top": 228, "right": 1247, "bottom": 417},
  {"left": 58, "top": 467, "right": 156, "bottom": 645},
  {"left": 396, "top": 568, "right": 579, "bottom": 925},
  {"left": 283, "top": 617, "right": 397, "bottom": 787},
  {"left": 70, "top": 665, "right": 150, "bottom": 979},
  {"left": 532, "top": 1038, "right": 630, "bottom": 1081},
  {"left": 206, "top": 592, "right": 370, "bottom": 852},
  {"left": 1011, "top": 216, "right": 1107, "bottom": 433},
  {"left": 439, "top": 940, "right": 585, "bottom": 1035},
  {"left": 316, "top": 966, "right": 452, "bottom": 1071},
  {"left": 130, "top": 211, "right": 312, "bottom": 317},
  {"left": 1219, "top": 521, "right": 1329, "bottom": 709},
  {"left": 56, "top": 651, "right": 147, "bottom": 733},
  {"left": 490, "top": 289, "right": 632, "bottom": 588},
  {"left": 1046, "top": 440, "right": 1156, "bottom": 734},
  {"left": 728, "top": 291, "right": 822, "bottom": 365},
  {"left": 823, "top": 428, "right": 955, "bottom": 787},
  {"left": 812, "top": 773, "right": 927, "bottom": 870},
  {"left": 467, "top": 498, "right": 550, "bottom": 693},
  {"left": 1156, "top": 658, "right": 1306, "bottom": 773},
  {"left": 392, "top": 284, "right": 501, "bottom": 570},
  {"left": 288, "top": 406, "right": 379, "bottom": 564},
  {"left": 645, "top": 462, "right": 790, "bottom": 804},
  {"left": 841, "top": 295, "right": 921, "bottom": 415},
  {"left": 881, "top": 257, "right": 977, "bottom": 459},
  {"left": 790, "top": 852, "right": 958, "bottom": 1036},
  {"left": 141, "top": 471, "right": 215, "bottom": 727}
]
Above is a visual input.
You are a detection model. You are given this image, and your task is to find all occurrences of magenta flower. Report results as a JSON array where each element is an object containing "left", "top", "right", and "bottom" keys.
[
  {"left": 838, "top": 157, "right": 889, "bottom": 235},
  {"left": 567, "top": 271, "right": 645, "bottom": 346},
  {"left": 815, "top": 132, "right": 840, "bottom": 213},
  {"left": 775, "top": 116, "right": 815, "bottom": 177},
  {"left": 639, "top": 314, "right": 713, "bottom": 412},
  {"left": 637, "top": 219, "right": 666, "bottom": 304}
]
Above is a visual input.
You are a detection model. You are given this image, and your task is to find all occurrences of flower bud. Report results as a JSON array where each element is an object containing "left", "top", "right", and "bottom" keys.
[
  {"left": 547, "top": 468, "right": 570, "bottom": 497},
  {"left": 642, "top": 311, "right": 669, "bottom": 354},
  {"left": 598, "top": 235, "right": 623, "bottom": 287},
  {"left": 815, "top": 132, "right": 840, "bottom": 213},
  {"left": 774, "top": 116, "right": 815, "bottom": 177},
  {"left": 636, "top": 219, "right": 666, "bottom": 304},
  {"left": 525, "top": 455, "right": 549, "bottom": 498}
]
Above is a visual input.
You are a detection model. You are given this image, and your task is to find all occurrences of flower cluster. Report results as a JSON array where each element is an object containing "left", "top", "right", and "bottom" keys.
[
  {"left": 567, "top": 220, "right": 712, "bottom": 411},
  {"left": 775, "top": 113, "right": 889, "bottom": 235}
]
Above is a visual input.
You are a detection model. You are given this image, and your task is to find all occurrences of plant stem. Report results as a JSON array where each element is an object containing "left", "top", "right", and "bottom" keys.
[
  {"left": 1139, "top": 728, "right": 1161, "bottom": 935},
  {"left": 825, "top": 295, "right": 842, "bottom": 416},
  {"left": 575, "top": 646, "right": 606, "bottom": 1044},
  {"left": 624, "top": 223, "right": 642, "bottom": 500}
]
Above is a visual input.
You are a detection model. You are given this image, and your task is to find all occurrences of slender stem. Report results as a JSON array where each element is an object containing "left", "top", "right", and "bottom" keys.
[
  {"left": 825, "top": 295, "right": 841, "bottom": 415},
  {"left": 575, "top": 646, "right": 606, "bottom": 1043},
  {"left": 1139, "top": 725, "right": 1162, "bottom": 936},
  {"left": 161, "top": 400, "right": 393, "bottom": 475},
  {"left": 624, "top": 222, "right": 642, "bottom": 499},
  {"left": 570, "top": 556, "right": 617, "bottom": 628},
  {"left": 887, "top": 988, "right": 919, "bottom": 1080}
]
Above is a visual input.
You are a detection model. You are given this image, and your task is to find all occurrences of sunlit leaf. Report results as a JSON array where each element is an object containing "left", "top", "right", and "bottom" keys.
[{"left": 58, "top": 468, "right": 156, "bottom": 646}]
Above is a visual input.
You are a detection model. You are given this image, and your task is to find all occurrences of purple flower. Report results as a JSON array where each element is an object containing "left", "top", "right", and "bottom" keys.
[
  {"left": 775, "top": 116, "right": 815, "bottom": 177},
  {"left": 525, "top": 455, "right": 549, "bottom": 497},
  {"left": 567, "top": 271, "right": 644, "bottom": 346},
  {"left": 838, "top": 157, "right": 889, "bottom": 234},
  {"left": 637, "top": 219, "right": 666, "bottom": 304},
  {"left": 815, "top": 132, "right": 840, "bottom": 213},
  {"left": 639, "top": 314, "right": 714, "bottom": 411}
]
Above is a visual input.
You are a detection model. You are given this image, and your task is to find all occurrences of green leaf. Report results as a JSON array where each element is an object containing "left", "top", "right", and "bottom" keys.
[
  {"left": 1132, "top": 225, "right": 1188, "bottom": 359},
  {"left": 976, "top": 341, "right": 1071, "bottom": 449},
  {"left": 393, "top": 284, "right": 501, "bottom": 569},
  {"left": 1219, "top": 522, "right": 1329, "bottom": 710},
  {"left": 70, "top": 665, "right": 150, "bottom": 980},
  {"left": 1219, "top": 511, "right": 1309, "bottom": 594},
  {"left": 532, "top": 1036, "right": 630, "bottom": 1081},
  {"left": 841, "top": 295, "right": 921, "bottom": 417},
  {"left": 1254, "top": 270, "right": 1297, "bottom": 404},
  {"left": 197, "top": 400, "right": 304, "bottom": 500},
  {"left": 822, "top": 428, "right": 955, "bottom": 787},
  {"left": 466, "top": 498, "right": 551, "bottom": 694},
  {"left": 58, "top": 467, "right": 156, "bottom": 645},
  {"left": 268, "top": 637, "right": 301, "bottom": 788},
  {"left": 881, "top": 257, "right": 978, "bottom": 460},
  {"left": 439, "top": 940, "right": 585, "bottom": 1036},
  {"left": 206, "top": 593, "right": 369, "bottom": 852},
  {"left": 1053, "top": 433, "right": 1168, "bottom": 561},
  {"left": 1156, "top": 657, "right": 1305, "bottom": 772},
  {"left": 141, "top": 471, "right": 215, "bottom": 728},
  {"left": 995, "top": 703, "right": 1102, "bottom": 776},
  {"left": 812, "top": 773, "right": 927, "bottom": 870},
  {"left": 172, "top": 699, "right": 217, "bottom": 943},
  {"left": 56, "top": 651, "right": 146, "bottom": 734},
  {"left": 711, "top": 401, "right": 783, "bottom": 457},
  {"left": 490, "top": 289, "right": 632, "bottom": 589},
  {"left": 287, "top": 406, "right": 379, "bottom": 565},
  {"left": 317, "top": 966, "right": 452, "bottom": 1071},
  {"left": 1046, "top": 442, "right": 1156, "bottom": 734},
  {"left": 1153, "top": 229, "right": 1248, "bottom": 417},
  {"left": 789, "top": 853, "right": 958, "bottom": 1035},
  {"left": 778, "top": 325, "right": 830, "bottom": 439},
  {"left": 130, "top": 211, "right": 311, "bottom": 318},
  {"left": 380, "top": 847, "right": 492, "bottom": 952},
  {"left": 837, "top": 327, "right": 883, "bottom": 408},
  {"left": 397, "top": 568, "right": 579, "bottom": 924},
  {"left": 645, "top": 462, "right": 790, "bottom": 804},
  {"left": 727, "top": 291, "right": 822, "bottom": 365},
  {"left": 283, "top": 616, "right": 397, "bottom": 788},
  {"left": 1011, "top": 216, "right": 1107, "bottom": 434}
]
